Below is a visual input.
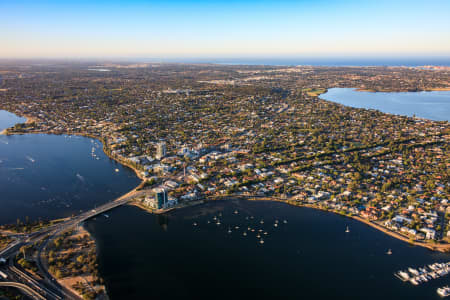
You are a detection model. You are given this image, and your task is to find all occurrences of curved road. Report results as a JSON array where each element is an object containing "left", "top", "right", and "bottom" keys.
[{"left": 0, "top": 281, "right": 46, "bottom": 300}]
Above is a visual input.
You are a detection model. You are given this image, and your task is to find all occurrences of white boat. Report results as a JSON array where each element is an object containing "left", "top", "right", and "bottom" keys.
[
  {"left": 345, "top": 226, "right": 350, "bottom": 233},
  {"left": 234, "top": 210, "right": 238, "bottom": 214},
  {"left": 115, "top": 168, "right": 119, "bottom": 172},
  {"left": 386, "top": 249, "right": 392, "bottom": 255},
  {"left": 274, "top": 223, "right": 278, "bottom": 227},
  {"left": 193, "top": 222, "right": 197, "bottom": 226},
  {"left": 437, "top": 286, "right": 450, "bottom": 297},
  {"left": 243, "top": 232, "right": 247, "bottom": 236},
  {"left": 228, "top": 228, "right": 232, "bottom": 234},
  {"left": 259, "top": 239, "right": 264, "bottom": 244},
  {"left": 283, "top": 220, "right": 287, "bottom": 224},
  {"left": 397, "top": 271, "right": 410, "bottom": 281},
  {"left": 408, "top": 268, "right": 420, "bottom": 276}
]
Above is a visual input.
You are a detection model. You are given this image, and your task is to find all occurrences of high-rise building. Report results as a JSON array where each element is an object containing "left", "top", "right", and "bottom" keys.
[
  {"left": 156, "top": 142, "right": 166, "bottom": 160},
  {"left": 154, "top": 188, "right": 168, "bottom": 209}
]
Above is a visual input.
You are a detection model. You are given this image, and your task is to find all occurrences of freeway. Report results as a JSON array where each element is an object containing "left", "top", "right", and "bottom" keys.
[
  {"left": 0, "top": 281, "right": 46, "bottom": 300},
  {"left": 0, "top": 188, "right": 148, "bottom": 300}
]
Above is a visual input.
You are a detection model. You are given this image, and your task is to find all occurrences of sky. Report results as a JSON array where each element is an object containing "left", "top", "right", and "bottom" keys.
[{"left": 1, "top": 0, "right": 450, "bottom": 59}]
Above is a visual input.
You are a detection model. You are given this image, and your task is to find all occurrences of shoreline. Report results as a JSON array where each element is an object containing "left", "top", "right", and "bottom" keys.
[
  {"left": 240, "top": 196, "right": 450, "bottom": 253},
  {"left": 2, "top": 111, "right": 449, "bottom": 253}
]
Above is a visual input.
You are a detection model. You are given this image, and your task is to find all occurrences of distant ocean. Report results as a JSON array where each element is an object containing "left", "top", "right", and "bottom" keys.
[{"left": 142, "top": 56, "right": 450, "bottom": 67}]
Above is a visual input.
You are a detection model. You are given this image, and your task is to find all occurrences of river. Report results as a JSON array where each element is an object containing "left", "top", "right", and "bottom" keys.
[
  {"left": 86, "top": 201, "right": 449, "bottom": 300},
  {"left": 320, "top": 88, "right": 450, "bottom": 122},
  {"left": 0, "top": 110, "right": 141, "bottom": 224}
]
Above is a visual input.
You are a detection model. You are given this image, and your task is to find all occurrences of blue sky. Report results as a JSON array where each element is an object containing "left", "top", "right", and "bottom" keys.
[{"left": 1, "top": 0, "right": 450, "bottom": 58}]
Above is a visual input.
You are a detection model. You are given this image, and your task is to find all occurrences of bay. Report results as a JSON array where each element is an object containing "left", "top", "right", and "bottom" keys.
[
  {"left": 320, "top": 88, "right": 450, "bottom": 122},
  {"left": 86, "top": 201, "right": 450, "bottom": 300}
]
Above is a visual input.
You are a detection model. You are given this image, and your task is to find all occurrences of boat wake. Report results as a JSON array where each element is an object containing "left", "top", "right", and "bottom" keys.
[
  {"left": 76, "top": 173, "right": 85, "bottom": 182},
  {"left": 25, "top": 155, "right": 35, "bottom": 163}
]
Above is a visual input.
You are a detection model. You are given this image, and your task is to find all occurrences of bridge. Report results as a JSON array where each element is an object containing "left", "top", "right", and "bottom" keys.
[{"left": 0, "top": 188, "right": 148, "bottom": 300}]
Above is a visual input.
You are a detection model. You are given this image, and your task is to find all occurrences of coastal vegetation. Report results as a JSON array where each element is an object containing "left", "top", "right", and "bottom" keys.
[{"left": 44, "top": 227, "right": 107, "bottom": 300}]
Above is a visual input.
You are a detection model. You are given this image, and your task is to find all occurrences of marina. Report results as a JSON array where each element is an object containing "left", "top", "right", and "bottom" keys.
[
  {"left": 438, "top": 286, "right": 450, "bottom": 297},
  {"left": 395, "top": 262, "right": 450, "bottom": 285}
]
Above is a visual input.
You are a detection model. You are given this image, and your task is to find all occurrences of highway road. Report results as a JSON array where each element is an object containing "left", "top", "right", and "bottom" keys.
[
  {"left": 0, "top": 281, "right": 46, "bottom": 300},
  {"left": 0, "top": 188, "right": 147, "bottom": 300}
]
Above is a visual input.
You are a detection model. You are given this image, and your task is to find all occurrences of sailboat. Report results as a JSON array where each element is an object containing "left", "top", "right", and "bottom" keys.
[{"left": 345, "top": 226, "right": 350, "bottom": 233}]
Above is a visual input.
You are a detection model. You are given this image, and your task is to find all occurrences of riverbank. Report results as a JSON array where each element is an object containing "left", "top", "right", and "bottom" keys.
[
  {"left": 238, "top": 196, "right": 450, "bottom": 253},
  {"left": 44, "top": 225, "right": 108, "bottom": 300}
]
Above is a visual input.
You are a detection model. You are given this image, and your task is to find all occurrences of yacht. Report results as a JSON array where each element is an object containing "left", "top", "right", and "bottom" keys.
[
  {"left": 283, "top": 220, "right": 288, "bottom": 224},
  {"left": 259, "top": 239, "right": 264, "bottom": 244},
  {"left": 274, "top": 223, "right": 278, "bottom": 227},
  {"left": 397, "top": 271, "right": 410, "bottom": 281},
  {"left": 345, "top": 226, "right": 350, "bottom": 233},
  {"left": 260, "top": 220, "right": 264, "bottom": 224},
  {"left": 386, "top": 249, "right": 392, "bottom": 255},
  {"left": 437, "top": 286, "right": 450, "bottom": 297},
  {"left": 228, "top": 228, "right": 232, "bottom": 234},
  {"left": 234, "top": 210, "right": 238, "bottom": 214},
  {"left": 115, "top": 168, "right": 119, "bottom": 172},
  {"left": 243, "top": 232, "right": 247, "bottom": 236},
  {"left": 193, "top": 222, "right": 197, "bottom": 226}
]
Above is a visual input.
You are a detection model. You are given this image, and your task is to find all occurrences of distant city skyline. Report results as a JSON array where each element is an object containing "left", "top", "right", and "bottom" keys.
[{"left": 1, "top": 0, "right": 450, "bottom": 58}]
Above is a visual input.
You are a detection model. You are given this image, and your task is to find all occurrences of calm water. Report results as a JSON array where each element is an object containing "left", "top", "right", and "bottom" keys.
[
  {"left": 321, "top": 88, "right": 450, "bottom": 121},
  {"left": 86, "top": 202, "right": 449, "bottom": 300},
  {"left": 0, "top": 110, "right": 26, "bottom": 132},
  {"left": 0, "top": 110, "right": 141, "bottom": 224}
]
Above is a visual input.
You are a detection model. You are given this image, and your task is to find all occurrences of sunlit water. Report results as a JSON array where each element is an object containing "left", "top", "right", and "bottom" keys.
[{"left": 321, "top": 88, "right": 450, "bottom": 121}]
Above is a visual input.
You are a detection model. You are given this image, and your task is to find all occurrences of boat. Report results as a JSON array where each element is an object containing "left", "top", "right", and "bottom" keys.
[
  {"left": 235, "top": 226, "right": 239, "bottom": 230},
  {"left": 408, "top": 268, "right": 419, "bottom": 276},
  {"left": 437, "top": 286, "right": 450, "bottom": 297},
  {"left": 256, "top": 234, "right": 261, "bottom": 238},
  {"left": 396, "top": 271, "right": 410, "bottom": 281},
  {"left": 234, "top": 210, "right": 238, "bottom": 214},
  {"left": 216, "top": 221, "right": 221, "bottom": 225},
  {"left": 228, "top": 228, "right": 232, "bottom": 234},
  {"left": 345, "top": 226, "right": 350, "bottom": 233},
  {"left": 193, "top": 222, "right": 197, "bottom": 226},
  {"left": 115, "top": 168, "right": 119, "bottom": 172},
  {"left": 386, "top": 249, "right": 392, "bottom": 255},
  {"left": 102, "top": 214, "right": 109, "bottom": 218},
  {"left": 259, "top": 239, "right": 264, "bottom": 244},
  {"left": 243, "top": 232, "right": 247, "bottom": 236},
  {"left": 260, "top": 220, "right": 264, "bottom": 224},
  {"left": 283, "top": 220, "right": 287, "bottom": 224},
  {"left": 274, "top": 223, "right": 278, "bottom": 227}
]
